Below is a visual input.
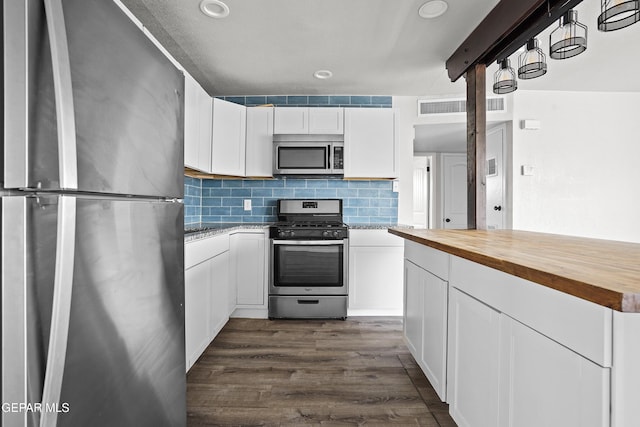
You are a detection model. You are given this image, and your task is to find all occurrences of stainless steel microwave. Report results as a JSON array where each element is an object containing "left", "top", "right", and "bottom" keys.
[{"left": 273, "top": 135, "right": 344, "bottom": 175}]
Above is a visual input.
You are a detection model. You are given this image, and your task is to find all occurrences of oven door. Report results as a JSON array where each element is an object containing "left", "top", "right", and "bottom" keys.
[{"left": 270, "top": 239, "right": 348, "bottom": 295}]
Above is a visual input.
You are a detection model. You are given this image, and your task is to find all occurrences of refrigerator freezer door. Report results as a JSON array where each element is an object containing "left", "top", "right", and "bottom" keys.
[
  {"left": 1, "top": 195, "right": 186, "bottom": 427},
  {"left": 3, "top": 0, "right": 184, "bottom": 197}
]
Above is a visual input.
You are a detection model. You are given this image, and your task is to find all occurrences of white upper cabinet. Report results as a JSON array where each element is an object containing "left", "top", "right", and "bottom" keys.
[
  {"left": 184, "top": 74, "right": 212, "bottom": 173},
  {"left": 274, "top": 107, "right": 343, "bottom": 134},
  {"left": 308, "top": 107, "right": 343, "bottom": 134},
  {"left": 245, "top": 107, "right": 274, "bottom": 177},
  {"left": 274, "top": 107, "right": 308, "bottom": 134},
  {"left": 211, "top": 98, "right": 247, "bottom": 176},
  {"left": 344, "top": 108, "right": 397, "bottom": 178}
]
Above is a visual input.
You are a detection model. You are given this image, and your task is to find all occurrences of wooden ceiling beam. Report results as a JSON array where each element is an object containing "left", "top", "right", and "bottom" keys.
[{"left": 446, "top": 0, "right": 584, "bottom": 82}]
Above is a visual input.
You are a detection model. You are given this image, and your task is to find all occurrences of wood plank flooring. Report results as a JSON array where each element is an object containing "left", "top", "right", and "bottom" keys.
[{"left": 187, "top": 317, "right": 456, "bottom": 426}]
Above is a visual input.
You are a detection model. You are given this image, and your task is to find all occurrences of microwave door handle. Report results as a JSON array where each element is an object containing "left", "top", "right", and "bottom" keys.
[
  {"left": 327, "top": 144, "right": 332, "bottom": 172},
  {"left": 44, "top": 0, "right": 78, "bottom": 190}
]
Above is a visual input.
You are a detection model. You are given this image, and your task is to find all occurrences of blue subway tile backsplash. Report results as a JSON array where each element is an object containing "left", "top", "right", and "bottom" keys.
[{"left": 184, "top": 177, "right": 398, "bottom": 226}]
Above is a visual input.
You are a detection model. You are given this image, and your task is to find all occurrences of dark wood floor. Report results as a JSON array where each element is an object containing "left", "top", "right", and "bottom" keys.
[{"left": 187, "top": 317, "right": 456, "bottom": 426}]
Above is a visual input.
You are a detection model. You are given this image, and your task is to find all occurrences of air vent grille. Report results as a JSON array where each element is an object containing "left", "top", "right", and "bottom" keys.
[{"left": 418, "top": 97, "right": 506, "bottom": 116}]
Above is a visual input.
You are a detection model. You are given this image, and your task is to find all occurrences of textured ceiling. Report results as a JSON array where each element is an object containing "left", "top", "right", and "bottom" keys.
[
  {"left": 120, "top": 0, "right": 499, "bottom": 96},
  {"left": 119, "top": 0, "right": 640, "bottom": 151}
]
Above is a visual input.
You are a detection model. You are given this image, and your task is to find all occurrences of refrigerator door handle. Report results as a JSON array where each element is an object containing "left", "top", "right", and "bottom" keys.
[
  {"left": 40, "top": 196, "right": 77, "bottom": 427},
  {"left": 43, "top": 0, "right": 78, "bottom": 190}
]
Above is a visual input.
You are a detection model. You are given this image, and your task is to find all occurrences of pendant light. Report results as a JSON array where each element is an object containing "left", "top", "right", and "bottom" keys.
[
  {"left": 549, "top": 10, "right": 587, "bottom": 59},
  {"left": 492, "top": 59, "right": 517, "bottom": 94},
  {"left": 517, "top": 38, "right": 547, "bottom": 79},
  {"left": 598, "top": 0, "right": 640, "bottom": 31}
]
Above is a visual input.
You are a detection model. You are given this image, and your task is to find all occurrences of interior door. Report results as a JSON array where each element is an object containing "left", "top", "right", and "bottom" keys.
[
  {"left": 442, "top": 153, "right": 467, "bottom": 229},
  {"left": 486, "top": 125, "right": 506, "bottom": 229}
]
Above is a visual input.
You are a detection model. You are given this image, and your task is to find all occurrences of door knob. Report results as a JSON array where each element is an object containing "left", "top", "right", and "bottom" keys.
[
  {"left": 494, "top": 205, "right": 502, "bottom": 211},
  {"left": 445, "top": 218, "right": 451, "bottom": 223}
]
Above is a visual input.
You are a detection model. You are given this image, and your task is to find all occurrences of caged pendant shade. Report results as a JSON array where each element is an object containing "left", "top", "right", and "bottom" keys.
[
  {"left": 493, "top": 59, "right": 517, "bottom": 94},
  {"left": 549, "top": 10, "right": 587, "bottom": 59},
  {"left": 518, "top": 38, "right": 547, "bottom": 79},
  {"left": 598, "top": 0, "right": 640, "bottom": 31}
]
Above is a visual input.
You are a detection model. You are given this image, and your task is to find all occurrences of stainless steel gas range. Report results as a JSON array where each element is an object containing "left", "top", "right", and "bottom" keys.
[{"left": 268, "top": 199, "right": 348, "bottom": 319}]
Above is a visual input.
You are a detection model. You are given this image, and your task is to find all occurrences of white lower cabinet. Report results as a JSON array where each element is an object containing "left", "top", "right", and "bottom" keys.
[
  {"left": 184, "top": 234, "right": 230, "bottom": 371},
  {"left": 403, "top": 241, "right": 613, "bottom": 427},
  {"left": 348, "top": 229, "right": 403, "bottom": 316},
  {"left": 498, "top": 316, "right": 609, "bottom": 427},
  {"left": 230, "top": 230, "right": 268, "bottom": 317},
  {"left": 404, "top": 241, "right": 450, "bottom": 400},
  {"left": 185, "top": 260, "right": 211, "bottom": 371},
  {"left": 404, "top": 260, "right": 449, "bottom": 401},
  {"left": 447, "top": 288, "right": 501, "bottom": 427}
]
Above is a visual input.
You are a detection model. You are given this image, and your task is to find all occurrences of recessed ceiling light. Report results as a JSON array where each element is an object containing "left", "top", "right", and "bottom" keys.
[
  {"left": 418, "top": 0, "right": 448, "bottom": 19},
  {"left": 313, "top": 70, "right": 333, "bottom": 80},
  {"left": 199, "top": 0, "right": 230, "bottom": 19}
]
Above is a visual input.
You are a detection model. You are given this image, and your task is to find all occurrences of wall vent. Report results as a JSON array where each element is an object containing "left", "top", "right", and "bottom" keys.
[{"left": 418, "top": 97, "right": 506, "bottom": 116}]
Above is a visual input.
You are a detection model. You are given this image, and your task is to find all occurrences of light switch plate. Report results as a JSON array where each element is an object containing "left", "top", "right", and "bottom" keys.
[
  {"left": 521, "top": 165, "right": 535, "bottom": 176},
  {"left": 392, "top": 180, "right": 399, "bottom": 193},
  {"left": 243, "top": 199, "right": 252, "bottom": 211}
]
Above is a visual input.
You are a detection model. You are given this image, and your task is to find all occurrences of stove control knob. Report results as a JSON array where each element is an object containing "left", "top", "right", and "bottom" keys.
[
  {"left": 333, "top": 231, "right": 341, "bottom": 238},
  {"left": 278, "top": 230, "right": 285, "bottom": 238},
  {"left": 322, "top": 230, "right": 330, "bottom": 238},
  {"left": 290, "top": 231, "right": 295, "bottom": 237}
]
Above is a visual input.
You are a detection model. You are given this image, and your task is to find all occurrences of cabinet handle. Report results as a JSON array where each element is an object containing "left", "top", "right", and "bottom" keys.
[
  {"left": 445, "top": 218, "right": 451, "bottom": 223},
  {"left": 297, "top": 299, "right": 320, "bottom": 305}
]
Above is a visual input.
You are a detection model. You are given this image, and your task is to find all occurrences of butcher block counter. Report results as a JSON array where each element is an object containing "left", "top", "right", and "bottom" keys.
[
  {"left": 388, "top": 228, "right": 640, "bottom": 312},
  {"left": 390, "top": 227, "right": 640, "bottom": 427}
]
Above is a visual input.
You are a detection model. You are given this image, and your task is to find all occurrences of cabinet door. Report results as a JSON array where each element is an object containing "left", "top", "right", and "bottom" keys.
[
  {"left": 349, "top": 245, "right": 403, "bottom": 315},
  {"left": 498, "top": 316, "right": 610, "bottom": 427},
  {"left": 185, "top": 261, "right": 211, "bottom": 371},
  {"left": 404, "top": 260, "right": 424, "bottom": 360},
  {"left": 231, "top": 232, "right": 266, "bottom": 306},
  {"left": 211, "top": 98, "right": 247, "bottom": 176},
  {"left": 447, "top": 288, "right": 501, "bottom": 427},
  {"left": 420, "top": 268, "right": 448, "bottom": 401},
  {"left": 209, "top": 251, "right": 230, "bottom": 340},
  {"left": 344, "top": 108, "right": 397, "bottom": 178},
  {"left": 273, "top": 107, "right": 308, "bottom": 134},
  {"left": 245, "top": 107, "right": 274, "bottom": 177},
  {"left": 309, "top": 107, "right": 343, "bottom": 134},
  {"left": 184, "top": 74, "right": 212, "bottom": 173},
  {"left": 184, "top": 74, "right": 199, "bottom": 169}
]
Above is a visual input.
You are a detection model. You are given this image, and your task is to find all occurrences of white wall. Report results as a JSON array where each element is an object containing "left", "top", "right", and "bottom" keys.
[
  {"left": 394, "top": 96, "right": 420, "bottom": 226},
  {"left": 511, "top": 90, "right": 640, "bottom": 243}
]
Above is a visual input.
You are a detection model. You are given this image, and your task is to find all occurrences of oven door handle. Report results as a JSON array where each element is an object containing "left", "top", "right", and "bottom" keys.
[{"left": 271, "top": 239, "right": 346, "bottom": 246}]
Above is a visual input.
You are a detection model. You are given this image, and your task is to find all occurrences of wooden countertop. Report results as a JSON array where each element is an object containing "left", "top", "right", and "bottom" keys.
[{"left": 388, "top": 228, "right": 640, "bottom": 313}]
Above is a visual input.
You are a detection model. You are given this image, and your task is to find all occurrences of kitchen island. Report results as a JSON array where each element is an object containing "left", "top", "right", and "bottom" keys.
[{"left": 389, "top": 227, "right": 640, "bottom": 427}]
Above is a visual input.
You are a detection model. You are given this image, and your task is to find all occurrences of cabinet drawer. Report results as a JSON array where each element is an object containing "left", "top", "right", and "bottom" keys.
[
  {"left": 405, "top": 240, "right": 449, "bottom": 281},
  {"left": 268, "top": 296, "right": 347, "bottom": 319},
  {"left": 185, "top": 234, "right": 230, "bottom": 269},
  {"left": 450, "top": 255, "right": 612, "bottom": 367},
  {"left": 349, "top": 229, "right": 404, "bottom": 247}
]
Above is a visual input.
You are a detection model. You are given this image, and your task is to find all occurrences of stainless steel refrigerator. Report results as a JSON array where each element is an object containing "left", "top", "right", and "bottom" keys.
[{"left": 2, "top": 0, "right": 186, "bottom": 426}]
